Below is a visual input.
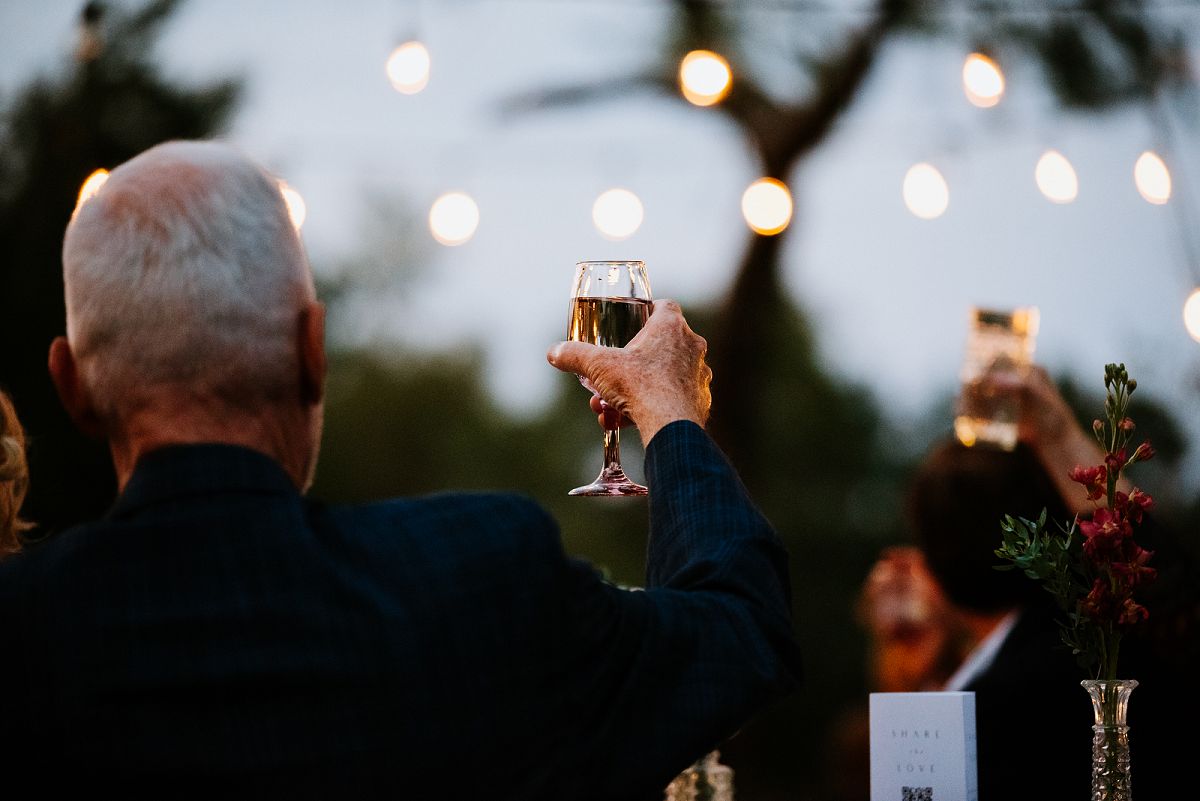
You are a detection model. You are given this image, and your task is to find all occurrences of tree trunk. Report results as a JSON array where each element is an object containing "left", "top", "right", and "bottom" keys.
[
  {"left": 701, "top": 1, "right": 905, "bottom": 489},
  {"left": 706, "top": 229, "right": 788, "bottom": 484}
]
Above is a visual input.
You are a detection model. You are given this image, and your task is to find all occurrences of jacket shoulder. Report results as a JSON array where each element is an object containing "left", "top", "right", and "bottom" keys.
[{"left": 322, "top": 491, "right": 563, "bottom": 558}]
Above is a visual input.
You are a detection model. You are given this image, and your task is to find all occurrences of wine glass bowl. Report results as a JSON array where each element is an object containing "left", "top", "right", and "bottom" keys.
[{"left": 566, "top": 260, "right": 652, "bottom": 496}]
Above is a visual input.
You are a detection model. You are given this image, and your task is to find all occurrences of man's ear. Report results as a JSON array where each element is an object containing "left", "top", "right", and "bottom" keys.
[
  {"left": 298, "top": 301, "right": 326, "bottom": 406},
  {"left": 48, "top": 337, "right": 105, "bottom": 438}
]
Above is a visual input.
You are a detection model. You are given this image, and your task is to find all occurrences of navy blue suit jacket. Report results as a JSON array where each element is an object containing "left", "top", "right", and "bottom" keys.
[{"left": 0, "top": 421, "right": 799, "bottom": 799}]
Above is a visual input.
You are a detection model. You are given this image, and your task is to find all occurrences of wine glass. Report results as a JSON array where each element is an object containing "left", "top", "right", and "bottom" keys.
[{"left": 566, "top": 260, "right": 652, "bottom": 496}]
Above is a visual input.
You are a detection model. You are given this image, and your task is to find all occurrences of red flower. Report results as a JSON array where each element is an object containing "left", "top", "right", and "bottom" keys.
[
  {"left": 1111, "top": 546, "right": 1157, "bottom": 588},
  {"left": 997, "top": 364, "right": 1159, "bottom": 680},
  {"left": 1122, "top": 489, "right": 1154, "bottom": 524},
  {"left": 1070, "top": 465, "right": 1107, "bottom": 501},
  {"left": 1104, "top": 448, "right": 1128, "bottom": 477},
  {"left": 1079, "top": 508, "right": 1132, "bottom": 562},
  {"left": 1081, "top": 578, "right": 1118, "bottom": 622},
  {"left": 1118, "top": 598, "right": 1149, "bottom": 627}
]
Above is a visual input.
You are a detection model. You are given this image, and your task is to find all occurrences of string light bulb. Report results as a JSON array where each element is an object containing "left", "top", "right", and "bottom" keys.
[
  {"left": 74, "top": 168, "right": 109, "bottom": 216},
  {"left": 962, "top": 53, "right": 1005, "bottom": 108},
  {"left": 277, "top": 180, "right": 306, "bottom": 230},
  {"left": 386, "top": 41, "right": 431, "bottom": 94},
  {"left": 679, "top": 50, "right": 732, "bottom": 107},
  {"left": 1134, "top": 151, "right": 1171, "bottom": 205},
  {"left": 902, "top": 163, "right": 949, "bottom": 220},
  {"left": 429, "top": 191, "right": 479, "bottom": 246},
  {"left": 1035, "top": 150, "right": 1078, "bottom": 204},
  {"left": 1184, "top": 289, "right": 1200, "bottom": 343},
  {"left": 592, "top": 188, "right": 644, "bottom": 240},
  {"left": 741, "top": 178, "right": 792, "bottom": 235}
]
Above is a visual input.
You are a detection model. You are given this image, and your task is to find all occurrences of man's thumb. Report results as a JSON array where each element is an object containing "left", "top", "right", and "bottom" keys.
[{"left": 547, "top": 340, "right": 598, "bottom": 375}]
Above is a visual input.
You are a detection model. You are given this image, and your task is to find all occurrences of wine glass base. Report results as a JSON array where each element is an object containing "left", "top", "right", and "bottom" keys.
[
  {"left": 568, "top": 467, "right": 647, "bottom": 496},
  {"left": 568, "top": 481, "right": 648, "bottom": 497}
]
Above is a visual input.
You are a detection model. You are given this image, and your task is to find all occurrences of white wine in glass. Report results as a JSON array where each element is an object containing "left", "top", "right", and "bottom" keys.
[{"left": 566, "top": 260, "right": 652, "bottom": 496}]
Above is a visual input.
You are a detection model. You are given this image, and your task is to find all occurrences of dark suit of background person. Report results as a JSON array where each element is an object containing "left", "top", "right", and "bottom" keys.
[{"left": 0, "top": 140, "right": 800, "bottom": 800}]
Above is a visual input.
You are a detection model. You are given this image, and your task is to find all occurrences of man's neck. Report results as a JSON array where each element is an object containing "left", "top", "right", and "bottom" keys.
[{"left": 107, "top": 401, "right": 319, "bottom": 493}]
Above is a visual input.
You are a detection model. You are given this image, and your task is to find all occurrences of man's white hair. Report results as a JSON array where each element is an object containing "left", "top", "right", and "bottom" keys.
[{"left": 62, "top": 140, "right": 315, "bottom": 421}]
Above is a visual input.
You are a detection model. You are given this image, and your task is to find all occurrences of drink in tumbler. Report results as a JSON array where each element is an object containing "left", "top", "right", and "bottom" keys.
[{"left": 953, "top": 306, "right": 1039, "bottom": 451}]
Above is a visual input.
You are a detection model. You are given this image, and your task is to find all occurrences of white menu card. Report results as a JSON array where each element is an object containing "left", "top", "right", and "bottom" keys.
[{"left": 868, "top": 691, "right": 978, "bottom": 801}]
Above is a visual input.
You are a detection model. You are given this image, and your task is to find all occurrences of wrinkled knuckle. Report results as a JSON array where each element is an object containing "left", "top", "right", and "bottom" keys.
[{"left": 593, "top": 349, "right": 618, "bottom": 370}]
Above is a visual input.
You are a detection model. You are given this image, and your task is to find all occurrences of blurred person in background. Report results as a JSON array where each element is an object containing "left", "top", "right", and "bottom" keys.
[
  {"left": 848, "top": 367, "right": 1196, "bottom": 801},
  {"left": 0, "top": 389, "right": 33, "bottom": 558},
  {"left": 822, "top": 544, "right": 973, "bottom": 801},
  {"left": 854, "top": 544, "right": 972, "bottom": 694},
  {"left": 825, "top": 399, "right": 1077, "bottom": 801},
  {"left": 906, "top": 421, "right": 1088, "bottom": 800}
]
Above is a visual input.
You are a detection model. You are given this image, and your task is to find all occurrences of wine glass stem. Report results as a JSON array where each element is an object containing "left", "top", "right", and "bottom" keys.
[{"left": 603, "top": 427, "right": 622, "bottom": 473}]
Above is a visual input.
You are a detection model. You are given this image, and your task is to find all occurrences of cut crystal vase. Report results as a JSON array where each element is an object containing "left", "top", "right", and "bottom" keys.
[
  {"left": 1082, "top": 679, "right": 1137, "bottom": 801},
  {"left": 663, "top": 751, "right": 734, "bottom": 801}
]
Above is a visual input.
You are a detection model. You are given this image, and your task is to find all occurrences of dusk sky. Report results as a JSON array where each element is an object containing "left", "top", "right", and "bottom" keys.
[{"left": 4, "top": 0, "right": 1199, "bottom": 477}]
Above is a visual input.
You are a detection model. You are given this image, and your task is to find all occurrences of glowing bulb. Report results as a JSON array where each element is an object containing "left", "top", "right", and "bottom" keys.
[
  {"left": 278, "top": 180, "right": 306, "bottom": 230},
  {"left": 592, "top": 188, "right": 644, "bottom": 240},
  {"left": 962, "top": 53, "right": 1005, "bottom": 108},
  {"left": 1035, "top": 150, "right": 1078, "bottom": 204},
  {"left": 679, "top": 50, "right": 732, "bottom": 107},
  {"left": 386, "top": 41, "right": 430, "bottom": 94},
  {"left": 902, "top": 163, "right": 949, "bottom": 220},
  {"left": 74, "top": 168, "right": 109, "bottom": 214},
  {"left": 740, "top": 178, "right": 792, "bottom": 236},
  {"left": 429, "top": 191, "right": 479, "bottom": 246},
  {"left": 1134, "top": 151, "right": 1171, "bottom": 205},
  {"left": 1184, "top": 289, "right": 1200, "bottom": 343}
]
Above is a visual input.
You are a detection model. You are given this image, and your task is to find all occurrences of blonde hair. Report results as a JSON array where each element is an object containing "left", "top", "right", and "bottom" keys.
[{"left": 0, "top": 390, "right": 32, "bottom": 557}]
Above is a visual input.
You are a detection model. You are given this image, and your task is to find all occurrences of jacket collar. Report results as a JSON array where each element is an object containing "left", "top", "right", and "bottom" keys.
[{"left": 106, "top": 443, "right": 301, "bottom": 521}]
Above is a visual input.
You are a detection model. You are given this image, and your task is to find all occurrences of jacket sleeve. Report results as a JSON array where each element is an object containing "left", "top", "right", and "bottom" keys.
[{"left": 547, "top": 421, "right": 801, "bottom": 800}]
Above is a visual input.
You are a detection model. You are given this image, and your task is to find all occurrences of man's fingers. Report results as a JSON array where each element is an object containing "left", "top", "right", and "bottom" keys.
[
  {"left": 598, "top": 407, "right": 626, "bottom": 430},
  {"left": 590, "top": 393, "right": 630, "bottom": 429}
]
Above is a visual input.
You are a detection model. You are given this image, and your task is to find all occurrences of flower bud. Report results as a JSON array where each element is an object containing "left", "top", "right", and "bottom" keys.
[
  {"left": 1131, "top": 442, "right": 1156, "bottom": 464},
  {"left": 1092, "top": 419, "right": 1104, "bottom": 435},
  {"left": 1119, "top": 418, "right": 1135, "bottom": 432},
  {"left": 1128, "top": 378, "right": 1137, "bottom": 392}
]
